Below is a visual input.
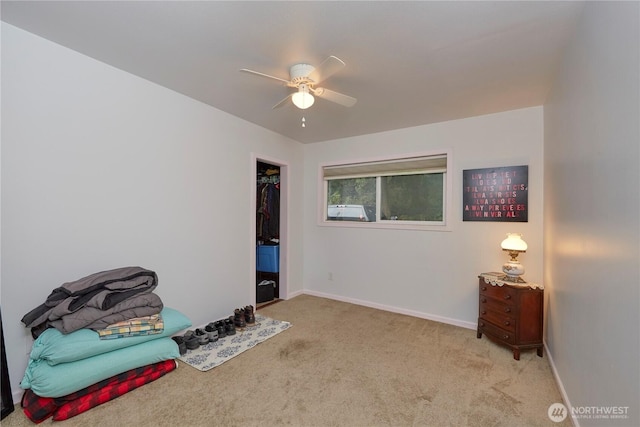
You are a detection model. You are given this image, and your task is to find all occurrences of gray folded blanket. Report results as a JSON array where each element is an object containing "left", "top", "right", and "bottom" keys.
[{"left": 21, "top": 266, "right": 161, "bottom": 337}]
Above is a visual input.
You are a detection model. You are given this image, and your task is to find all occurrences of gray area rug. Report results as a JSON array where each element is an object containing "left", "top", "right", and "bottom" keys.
[{"left": 178, "top": 314, "right": 291, "bottom": 371}]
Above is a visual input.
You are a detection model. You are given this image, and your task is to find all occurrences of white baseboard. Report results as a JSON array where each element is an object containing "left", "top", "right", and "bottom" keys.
[
  {"left": 12, "top": 389, "right": 22, "bottom": 408},
  {"left": 301, "top": 289, "right": 477, "bottom": 330},
  {"left": 543, "top": 339, "right": 579, "bottom": 427},
  {"left": 285, "top": 289, "right": 304, "bottom": 299}
]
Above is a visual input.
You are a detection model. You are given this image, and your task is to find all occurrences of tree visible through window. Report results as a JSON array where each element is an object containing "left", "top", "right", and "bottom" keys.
[
  {"left": 327, "top": 177, "right": 375, "bottom": 206},
  {"left": 322, "top": 153, "right": 448, "bottom": 227},
  {"left": 381, "top": 173, "right": 443, "bottom": 221}
]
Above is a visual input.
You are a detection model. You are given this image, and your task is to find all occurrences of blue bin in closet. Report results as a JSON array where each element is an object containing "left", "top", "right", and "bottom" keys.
[{"left": 257, "top": 245, "right": 279, "bottom": 273}]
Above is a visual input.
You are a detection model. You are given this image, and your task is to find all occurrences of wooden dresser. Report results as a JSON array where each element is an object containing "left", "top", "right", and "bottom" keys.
[{"left": 476, "top": 273, "right": 544, "bottom": 360}]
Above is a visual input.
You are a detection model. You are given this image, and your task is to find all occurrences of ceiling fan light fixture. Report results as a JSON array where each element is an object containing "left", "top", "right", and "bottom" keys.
[
  {"left": 241, "top": 56, "right": 356, "bottom": 110},
  {"left": 292, "top": 85, "right": 315, "bottom": 109}
]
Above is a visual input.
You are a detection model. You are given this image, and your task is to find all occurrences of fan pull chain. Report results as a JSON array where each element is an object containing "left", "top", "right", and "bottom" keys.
[{"left": 301, "top": 116, "right": 306, "bottom": 128}]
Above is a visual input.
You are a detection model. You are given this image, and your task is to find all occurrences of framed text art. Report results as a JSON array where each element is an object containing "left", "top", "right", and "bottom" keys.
[{"left": 463, "top": 165, "right": 528, "bottom": 222}]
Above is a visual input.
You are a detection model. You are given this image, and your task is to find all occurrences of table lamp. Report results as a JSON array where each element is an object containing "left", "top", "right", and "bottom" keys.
[{"left": 500, "top": 233, "right": 527, "bottom": 283}]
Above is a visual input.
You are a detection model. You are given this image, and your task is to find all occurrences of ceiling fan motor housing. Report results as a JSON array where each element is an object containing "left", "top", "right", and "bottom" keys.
[{"left": 290, "top": 63, "right": 316, "bottom": 85}]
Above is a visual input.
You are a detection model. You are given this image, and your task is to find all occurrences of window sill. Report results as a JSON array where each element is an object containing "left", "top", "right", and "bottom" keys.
[{"left": 318, "top": 220, "right": 452, "bottom": 232}]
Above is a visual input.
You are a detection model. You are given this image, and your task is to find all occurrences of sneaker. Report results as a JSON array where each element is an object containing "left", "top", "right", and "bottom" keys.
[
  {"left": 195, "top": 328, "right": 209, "bottom": 345},
  {"left": 205, "top": 323, "right": 219, "bottom": 342},
  {"left": 225, "top": 318, "right": 236, "bottom": 335},
  {"left": 214, "top": 320, "right": 227, "bottom": 338},
  {"left": 184, "top": 334, "right": 200, "bottom": 350},
  {"left": 172, "top": 336, "right": 187, "bottom": 355}
]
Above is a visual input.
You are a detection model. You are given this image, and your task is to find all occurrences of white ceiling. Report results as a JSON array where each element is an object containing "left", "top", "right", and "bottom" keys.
[{"left": 1, "top": 1, "right": 584, "bottom": 144}]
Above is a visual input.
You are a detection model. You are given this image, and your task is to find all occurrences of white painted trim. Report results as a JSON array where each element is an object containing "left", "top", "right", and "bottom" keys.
[
  {"left": 285, "top": 289, "right": 304, "bottom": 299},
  {"left": 544, "top": 339, "right": 580, "bottom": 427},
  {"left": 316, "top": 148, "right": 454, "bottom": 232},
  {"left": 12, "top": 390, "right": 21, "bottom": 408},
  {"left": 302, "top": 289, "right": 476, "bottom": 330},
  {"left": 251, "top": 153, "right": 290, "bottom": 303}
]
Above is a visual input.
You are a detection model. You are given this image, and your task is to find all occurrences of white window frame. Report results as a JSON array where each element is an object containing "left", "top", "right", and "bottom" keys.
[{"left": 318, "top": 150, "right": 453, "bottom": 231}]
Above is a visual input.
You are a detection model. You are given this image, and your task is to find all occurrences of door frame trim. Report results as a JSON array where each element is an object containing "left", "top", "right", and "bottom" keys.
[{"left": 251, "top": 153, "right": 288, "bottom": 304}]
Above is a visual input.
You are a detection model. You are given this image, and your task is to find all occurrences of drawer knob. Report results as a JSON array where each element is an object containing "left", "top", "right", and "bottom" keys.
[
  {"left": 481, "top": 310, "right": 486, "bottom": 315},
  {"left": 480, "top": 322, "right": 485, "bottom": 327},
  {"left": 505, "top": 307, "right": 511, "bottom": 313},
  {"left": 481, "top": 286, "right": 487, "bottom": 291},
  {"left": 481, "top": 298, "right": 487, "bottom": 303},
  {"left": 504, "top": 334, "right": 510, "bottom": 340},
  {"left": 505, "top": 294, "right": 512, "bottom": 300},
  {"left": 504, "top": 321, "right": 510, "bottom": 326}
]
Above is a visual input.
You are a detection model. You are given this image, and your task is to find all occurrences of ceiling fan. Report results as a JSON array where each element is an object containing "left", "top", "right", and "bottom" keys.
[{"left": 240, "top": 56, "right": 357, "bottom": 110}]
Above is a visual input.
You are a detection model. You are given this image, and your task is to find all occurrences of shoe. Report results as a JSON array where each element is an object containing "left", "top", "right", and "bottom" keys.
[
  {"left": 234, "top": 309, "right": 246, "bottom": 328},
  {"left": 215, "top": 320, "right": 227, "bottom": 338},
  {"left": 244, "top": 305, "right": 256, "bottom": 325},
  {"left": 195, "top": 328, "right": 209, "bottom": 345},
  {"left": 184, "top": 334, "right": 200, "bottom": 350},
  {"left": 205, "top": 323, "right": 219, "bottom": 342},
  {"left": 171, "top": 336, "right": 187, "bottom": 355},
  {"left": 225, "top": 318, "right": 236, "bottom": 335}
]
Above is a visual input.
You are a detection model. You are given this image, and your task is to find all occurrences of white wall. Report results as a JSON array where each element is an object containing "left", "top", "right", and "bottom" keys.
[
  {"left": 543, "top": 2, "right": 639, "bottom": 426},
  {"left": 7, "top": 5, "right": 637, "bottom": 422},
  {"left": 302, "top": 107, "right": 544, "bottom": 326},
  {"left": 1, "top": 23, "right": 304, "bottom": 397}
]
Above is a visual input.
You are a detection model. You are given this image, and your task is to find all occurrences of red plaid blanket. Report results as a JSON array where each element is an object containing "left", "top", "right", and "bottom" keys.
[{"left": 22, "top": 359, "right": 176, "bottom": 423}]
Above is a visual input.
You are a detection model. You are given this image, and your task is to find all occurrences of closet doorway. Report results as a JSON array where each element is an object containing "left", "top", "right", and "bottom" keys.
[{"left": 254, "top": 157, "right": 287, "bottom": 308}]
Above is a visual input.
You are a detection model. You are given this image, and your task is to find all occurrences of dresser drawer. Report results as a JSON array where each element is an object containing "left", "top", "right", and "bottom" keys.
[
  {"left": 478, "top": 319, "right": 516, "bottom": 344},
  {"left": 479, "top": 282, "right": 517, "bottom": 303},
  {"left": 479, "top": 303, "right": 516, "bottom": 332},
  {"left": 477, "top": 274, "right": 544, "bottom": 360}
]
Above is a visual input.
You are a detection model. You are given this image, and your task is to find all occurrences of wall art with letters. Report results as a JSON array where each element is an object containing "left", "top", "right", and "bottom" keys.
[{"left": 462, "top": 165, "right": 528, "bottom": 222}]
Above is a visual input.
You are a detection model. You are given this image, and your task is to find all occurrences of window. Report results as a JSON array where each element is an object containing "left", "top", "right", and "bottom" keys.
[{"left": 321, "top": 152, "right": 451, "bottom": 230}]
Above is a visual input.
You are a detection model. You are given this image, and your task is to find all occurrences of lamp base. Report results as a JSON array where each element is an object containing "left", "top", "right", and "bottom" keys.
[
  {"left": 499, "top": 274, "right": 526, "bottom": 284},
  {"left": 502, "top": 260, "right": 525, "bottom": 283}
]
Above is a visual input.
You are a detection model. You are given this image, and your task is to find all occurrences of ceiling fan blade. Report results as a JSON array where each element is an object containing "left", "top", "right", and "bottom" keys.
[
  {"left": 308, "top": 56, "right": 345, "bottom": 84},
  {"left": 240, "top": 68, "right": 290, "bottom": 85},
  {"left": 314, "top": 87, "right": 357, "bottom": 107},
  {"left": 272, "top": 94, "right": 292, "bottom": 109}
]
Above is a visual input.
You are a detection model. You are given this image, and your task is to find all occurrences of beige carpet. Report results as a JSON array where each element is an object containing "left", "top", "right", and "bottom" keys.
[{"left": 3, "top": 294, "right": 570, "bottom": 426}]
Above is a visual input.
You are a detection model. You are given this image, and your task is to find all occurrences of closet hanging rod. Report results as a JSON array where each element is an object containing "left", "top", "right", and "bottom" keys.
[{"left": 258, "top": 176, "right": 280, "bottom": 184}]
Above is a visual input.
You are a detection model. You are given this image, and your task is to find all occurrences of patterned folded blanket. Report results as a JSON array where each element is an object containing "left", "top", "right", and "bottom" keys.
[
  {"left": 97, "top": 314, "right": 164, "bottom": 339},
  {"left": 22, "top": 359, "right": 177, "bottom": 423}
]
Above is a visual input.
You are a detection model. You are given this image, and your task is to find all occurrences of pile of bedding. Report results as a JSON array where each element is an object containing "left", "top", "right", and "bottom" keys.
[
  {"left": 22, "top": 359, "right": 177, "bottom": 423},
  {"left": 19, "top": 267, "right": 191, "bottom": 423}
]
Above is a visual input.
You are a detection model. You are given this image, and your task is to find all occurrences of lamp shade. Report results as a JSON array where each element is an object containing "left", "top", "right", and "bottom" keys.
[
  {"left": 501, "top": 233, "right": 527, "bottom": 252},
  {"left": 292, "top": 85, "right": 315, "bottom": 109}
]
